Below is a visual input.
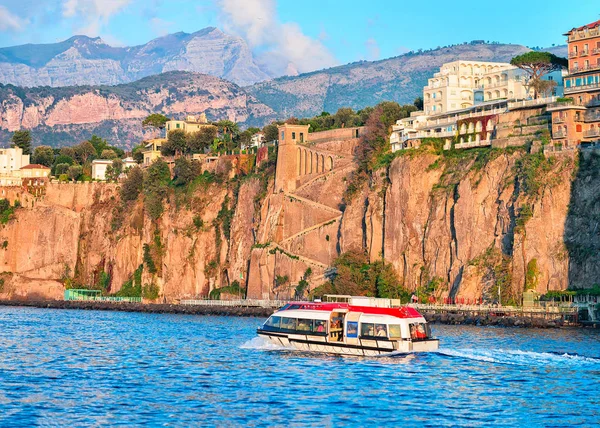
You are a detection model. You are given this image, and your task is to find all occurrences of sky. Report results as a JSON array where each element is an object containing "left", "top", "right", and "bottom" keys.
[{"left": 0, "top": 0, "right": 598, "bottom": 75}]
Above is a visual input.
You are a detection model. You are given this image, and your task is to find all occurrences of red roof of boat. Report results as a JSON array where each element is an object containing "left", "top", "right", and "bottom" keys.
[{"left": 281, "top": 302, "right": 424, "bottom": 318}]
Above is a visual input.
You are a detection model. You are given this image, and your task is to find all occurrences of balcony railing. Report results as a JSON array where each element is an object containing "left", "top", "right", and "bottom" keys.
[
  {"left": 594, "top": 48, "right": 600, "bottom": 55},
  {"left": 584, "top": 113, "right": 600, "bottom": 122},
  {"left": 583, "top": 129, "right": 600, "bottom": 138},
  {"left": 508, "top": 96, "right": 557, "bottom": 110},
  {"left": 565, "top": 82, "right": 600, "bottom": 94},
  {"left": 554, "top": 116, "right": 566, "bottom": 123},
  {"left": 553, "top": 131, "right": 566, "bottom": 139},
  {"left": 570, "top": 63, "right": 600, "bottom": 74},
  {"left": 568, "top": 28, "right": 600, "bottom": 42},
  {"left": 569, "top": 51, "right": 578, "bottom": 59},
  {"left": 580, "top": 50, "right": 590, "bottom": 57}
]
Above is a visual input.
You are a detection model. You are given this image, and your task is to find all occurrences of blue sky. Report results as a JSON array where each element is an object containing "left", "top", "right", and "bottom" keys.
[{"left": 0, "top": 0, "right": 598, "bottom": 73}]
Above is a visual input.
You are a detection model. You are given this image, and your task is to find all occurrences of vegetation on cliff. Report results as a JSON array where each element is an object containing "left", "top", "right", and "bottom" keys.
[{"left": 311, "top": 250, "right": 411, "bottom": 301}]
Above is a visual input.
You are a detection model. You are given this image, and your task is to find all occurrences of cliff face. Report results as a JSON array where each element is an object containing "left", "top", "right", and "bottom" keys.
[
  {"left": 0, "top": 29, "right": 271, "bottom": 87},
  {"left": 0, "top": 175, "right": 262, "bottom": 301},
  {"left": 1, "top": 146, "right": 598, "bottom": 303},
  {"left": 0, "top": 72, "right": 275, "bottom": 148}
]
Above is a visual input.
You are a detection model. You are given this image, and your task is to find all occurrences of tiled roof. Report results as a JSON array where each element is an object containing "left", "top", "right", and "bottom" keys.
[
  {"left": 21, "top": 164, "right": 50, "bottom": 169},
  {"left": 566, "top": 19, "right": 600, "bottom": 34}
]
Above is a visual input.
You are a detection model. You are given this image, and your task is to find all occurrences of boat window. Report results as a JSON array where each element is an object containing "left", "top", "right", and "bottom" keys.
[
  {"left": 314, "top": 320, "right": 327, "bottom": 333},
  {"left": 281, "top": 317, "right": 297, "bottom": 331},
  {"left": 297, "top": 319, "right": 313, "bottom": 332},
  {"left": 409, "top": 323, "right": 431, "bottom": 340},
  {"left": 288, "top": 304, "right": 302, "bottom": 310},
  {"left": 388, "top": 324, "right": 402, "bottom": 338},
  {"left": 360, "top": 323, "right": 375, "bottom": 337},
  {"left": 347, "top": 321, "right": 358, "bottom": 338},
  {"left": 375, "top": 324, "right": 388, "bottom": 337},
  {"left": 264, "top": 316, "right": 281, "bottom": 328}
]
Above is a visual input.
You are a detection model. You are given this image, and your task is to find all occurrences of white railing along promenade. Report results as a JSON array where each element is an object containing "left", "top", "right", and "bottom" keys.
[
  {"left": 180, "top": 299, "right": 289, "bottom": 308},
  {"left": 410, "top": 303, "right": 577, "bottom": 314}
]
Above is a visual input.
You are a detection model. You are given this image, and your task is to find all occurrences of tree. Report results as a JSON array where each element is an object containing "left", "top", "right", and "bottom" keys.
[
  {"left": 101, "top": 149, "right": 118, "bottom": 160},
  {"left": 132, "top": 144, "right": 145, "bottom": 163},
  {"left": 413, "top": 96, "right": 424, "bottom": 110},
  {"left": 11, "top": 130, "right": 32, "bottom": 154},
  {"left": 142, "top": 114, "right": 169, "bottom": 129},
  {"left": 59, "top": 147, "right": 76, "bottom": 158},
  {"left": 334, "top": 107, "right": 357, "bottom": 128},
  {"left": 187, "top": 126, "right": 217, "bottom": 153},
  {"left": 215, "top": 120, "right": 239, "bottom": 142},
  {"left": 31, "top": 145, "right": 54, "bottom": 167},
  {"left": 54, "top": 163, "right": 70, "bottom": 175},
  {"left": 89, "top": 135, "right": 109, "bottom": 156},
  {"left": 74, "top": 141, "right": 96, "bottom": 164},
  {"left": 120, "top": 166, "right": 144, "bottom": 201},
  {"left": 106, "top": 158, "right": 123, "bottom": 181},
  {"left": 172, "top": 157, "right": 201, "bottom": 186},
  {"left": 53, "top": 154, "right": 74, "bottom": 166},
  {"left": 68, "top": 165, "right": 83, "bottom": 181},
  {"left": 143, "top": 159, "right": 171, "bottom": 220},
  {"left": 510, "top": 52, "right": 568, "bottom": 98},
  {"left": 163, "top": 129, "right": 187, "bottom": 156},
  {"left": 262, "top": 123, "right": 279, "bottom": 142},
  {"left": 237, "top": 130, "right": 253, "bottom": 148}
]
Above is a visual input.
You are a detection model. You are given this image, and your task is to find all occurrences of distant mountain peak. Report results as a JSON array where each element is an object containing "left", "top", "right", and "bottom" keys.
[{"left": 0, "top": 27, "right": 272, "bottom": 87}]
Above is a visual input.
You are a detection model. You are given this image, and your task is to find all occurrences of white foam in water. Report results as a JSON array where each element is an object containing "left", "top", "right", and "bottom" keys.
[
  {"left": 240, "top": 336, "right": 294, "bottom": 351},
  {"left": 437, "top": 348, "right": 600, "bottom": 366}
]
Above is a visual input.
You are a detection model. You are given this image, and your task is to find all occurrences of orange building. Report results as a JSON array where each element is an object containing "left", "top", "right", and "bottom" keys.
[{"left": 550, "top": 20, "right": 600, "bottom": 146}]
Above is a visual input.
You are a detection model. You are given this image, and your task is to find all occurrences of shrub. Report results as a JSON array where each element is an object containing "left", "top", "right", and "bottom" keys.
[
  {"left": 142, "top": 282, "right": 160, "bottom": 300},
  {"left": 120, "top": 166, "right": 143, "bottom": 201}
]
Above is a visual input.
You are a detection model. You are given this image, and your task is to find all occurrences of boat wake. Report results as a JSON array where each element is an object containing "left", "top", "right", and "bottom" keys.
[
  {"left": 240, "top": 336, "right": 295, "bottom": 351},
  {"left": 437, "top": 348, "right": 600, "bottom": 366}
]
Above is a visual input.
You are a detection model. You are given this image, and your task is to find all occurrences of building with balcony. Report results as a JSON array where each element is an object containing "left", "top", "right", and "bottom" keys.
[
  {"left": 164, "top": 113, "right": 216, "bottom": 137},
  {"left": 551, "top": 19, "right": 600, "bottom": 147},
  {"left": 424, "top": 60, "right": 564, "bottom": 116}
]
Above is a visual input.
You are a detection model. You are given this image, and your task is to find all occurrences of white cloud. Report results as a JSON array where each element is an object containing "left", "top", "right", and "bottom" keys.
[
  {"left": 217, "top": 0, "right": 337, "bottom": 76},
  {"left": 0, "top": 6, "right": 29, "bottom": 32},
  {"left": 365, "top": 38, "right": 380, "bottom": 61},
  {"left": 61, "top": 0, "right": 132, "bottom": 36},
  {"left": 150, "top": 17, "right": 174, "bottom": 37}
]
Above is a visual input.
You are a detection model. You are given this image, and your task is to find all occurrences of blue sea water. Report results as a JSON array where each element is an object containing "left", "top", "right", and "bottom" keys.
[{"left": 0, "top": 307, "right": 599, "bottom": 427}]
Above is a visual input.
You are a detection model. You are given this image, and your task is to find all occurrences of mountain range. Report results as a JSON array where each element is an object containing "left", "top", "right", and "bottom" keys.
[
  {"left": 0, "top": 28, "right": 271, "bottom": 87},
  {"left": 0, "top": 30, "right": 568, "bottom": 148}
]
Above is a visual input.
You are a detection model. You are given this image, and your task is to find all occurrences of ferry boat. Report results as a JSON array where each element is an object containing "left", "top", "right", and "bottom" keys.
[{"left": 257, "top": 296, "right": 439, "bottom": 356}]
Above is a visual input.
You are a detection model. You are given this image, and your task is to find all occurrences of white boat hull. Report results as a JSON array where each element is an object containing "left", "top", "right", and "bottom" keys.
[{"left": 258, "top": 332, "right": 439, "bottom": 356}]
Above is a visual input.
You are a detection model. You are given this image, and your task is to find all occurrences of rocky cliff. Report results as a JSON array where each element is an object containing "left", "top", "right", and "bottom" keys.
[
  {"left": 0, "top": 72, "right": 275, "bottom": 148},
  {"left": 0, "top": 29, "right": 271, "bottom": 87},
  {"left": 1, "top": 143, "right": 597, "bottom": 303}
]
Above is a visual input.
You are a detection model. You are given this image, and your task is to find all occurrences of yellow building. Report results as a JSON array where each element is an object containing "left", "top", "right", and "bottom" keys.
[
  {"left": 164, "top": 113, "right": 216, "bottom": 136},
  {"left": 142, "top": 139, "right": 164, "bottom": 166},
  {"left": 20, "top": 164, "right": 50, "bottom": 178}
]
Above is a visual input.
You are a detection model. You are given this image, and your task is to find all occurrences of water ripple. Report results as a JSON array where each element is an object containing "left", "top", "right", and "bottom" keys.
[{"left": 0, "top": 307, "right": 599, "bottom": 426}]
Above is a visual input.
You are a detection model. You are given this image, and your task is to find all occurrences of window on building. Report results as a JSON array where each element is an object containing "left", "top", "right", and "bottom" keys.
[
  {"left": 176, "top": 123, "right": 180, "bottom": 128},
  {"left": 300, "top": 133, "right": 304, "bottom": 142},
  {"left": 292, "top": 132, "right": 296, "bottom": 140},
  {"left": 281, "top": 131, "right": 285, "bottom": 140}
]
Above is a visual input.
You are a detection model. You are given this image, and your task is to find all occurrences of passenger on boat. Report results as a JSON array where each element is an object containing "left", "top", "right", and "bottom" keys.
[
  {"left": 316, "top": 321, "right": 325, "bottom": 332},
  {"left": 376, "top": 325, "right": 386, "bottom": 337},
  {"left": 297, "top": 320, "right": 310, "bottom": 331}
]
